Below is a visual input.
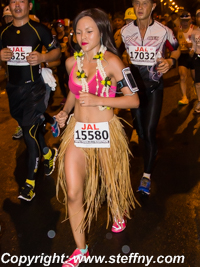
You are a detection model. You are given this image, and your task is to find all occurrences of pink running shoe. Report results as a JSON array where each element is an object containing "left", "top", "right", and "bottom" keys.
[
  {"left": 62, "top": 247, "right": 89, "bottom": 267},
  {"left": 111, "top": 217, "right": 126, "bottom": 233}
]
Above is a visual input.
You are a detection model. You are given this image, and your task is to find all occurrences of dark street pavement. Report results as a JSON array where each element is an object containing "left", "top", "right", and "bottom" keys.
[{"left": 1, "top": 66, "right": 200, "bottom": 267}]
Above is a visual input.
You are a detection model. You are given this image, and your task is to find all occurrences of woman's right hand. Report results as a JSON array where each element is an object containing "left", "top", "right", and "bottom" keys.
[{"left": 55, "top": 110, "right": 68, "bottom": 128}]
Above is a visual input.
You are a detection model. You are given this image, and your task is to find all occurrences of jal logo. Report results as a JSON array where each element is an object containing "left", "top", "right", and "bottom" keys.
[
  {"left": 81, "top": 124, "right": 100, "bottom": 130},
  {"left": 11, "top": 47, "right": 25, "bottom": 52},
  {"left": 135, "top": 47, "right": 148, "bottom": 52}
]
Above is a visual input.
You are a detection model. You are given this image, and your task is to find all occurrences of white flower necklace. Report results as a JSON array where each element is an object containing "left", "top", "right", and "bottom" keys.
[{"left": 75, "top": 45, "right": 111, "bottom": 110}]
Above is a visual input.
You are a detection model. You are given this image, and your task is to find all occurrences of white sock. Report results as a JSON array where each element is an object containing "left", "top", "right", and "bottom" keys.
[{"left": 143, "top": 173, "right": 151, "bottom": 180}]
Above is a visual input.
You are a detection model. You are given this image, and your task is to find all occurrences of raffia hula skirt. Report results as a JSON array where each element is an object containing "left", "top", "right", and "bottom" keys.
[{"left": 57, "top": 114, "right": 139, "bottom": 232}]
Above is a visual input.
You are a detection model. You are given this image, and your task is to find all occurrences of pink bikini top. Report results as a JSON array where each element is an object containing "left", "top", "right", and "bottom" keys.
[{"left": 68, "top": 62, "right": 117, "bottom": 99}]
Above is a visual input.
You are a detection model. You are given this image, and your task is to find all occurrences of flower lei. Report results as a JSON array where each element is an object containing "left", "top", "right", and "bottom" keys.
[{"left": 75, "top": 45, "right": 111, "bottom": 110}]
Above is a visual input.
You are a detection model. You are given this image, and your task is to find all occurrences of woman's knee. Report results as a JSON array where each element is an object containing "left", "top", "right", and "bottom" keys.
[{"left": 67, "top": 187, "right": 83, "bottom": 203}]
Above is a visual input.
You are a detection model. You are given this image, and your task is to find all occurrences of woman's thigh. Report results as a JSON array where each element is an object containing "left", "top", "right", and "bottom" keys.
[{"left": 64, "top": 140, "right": 87, "bottom": 199}]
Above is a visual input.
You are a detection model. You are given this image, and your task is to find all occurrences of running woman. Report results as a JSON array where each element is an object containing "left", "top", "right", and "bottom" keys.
[
  {"left": 55, "top": 8, "right": 140, "bottom": 267},
  {"left": 121, "top": 0, "right": 180, "bottom": 195},
  {"left": 0, "top": 0, "right": 61, "bottom": 201}
]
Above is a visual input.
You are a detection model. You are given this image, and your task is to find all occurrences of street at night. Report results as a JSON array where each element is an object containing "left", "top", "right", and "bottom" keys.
[{"left": 1, "top": 65, "right": 200, "bottom": 266}]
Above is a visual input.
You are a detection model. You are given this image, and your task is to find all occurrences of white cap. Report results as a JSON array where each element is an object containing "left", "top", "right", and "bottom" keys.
[{"left": 3, "top": 6, "right": 12, "bottom": 17}]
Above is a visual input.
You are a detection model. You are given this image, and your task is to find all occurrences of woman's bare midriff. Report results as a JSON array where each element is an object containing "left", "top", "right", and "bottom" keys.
[{"left": 74, "top": 100, "right": 114, "bottom": 123}]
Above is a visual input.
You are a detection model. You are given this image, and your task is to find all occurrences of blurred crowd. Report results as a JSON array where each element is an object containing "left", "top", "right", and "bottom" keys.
[{"left": 1, "top": 4, "right": 200, "bottom": 137}]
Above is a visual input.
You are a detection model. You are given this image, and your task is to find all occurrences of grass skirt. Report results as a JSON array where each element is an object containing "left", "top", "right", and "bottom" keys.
[{"left": 57, "top": 115, "right": 138, "bottom": 232}]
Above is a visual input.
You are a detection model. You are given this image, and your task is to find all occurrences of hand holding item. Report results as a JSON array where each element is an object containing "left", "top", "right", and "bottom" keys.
[
  {"left": 55, "top": 110, "right": 68, "bottom": 128},
  {"left": 0, "top": 48, "right": 13, "bottom": 61},
  {"left": 157, "top": 59, "right": 171, "bottom": 74},
  {"left": 26, "top": 51, "right": 43, "bottom": 66}
]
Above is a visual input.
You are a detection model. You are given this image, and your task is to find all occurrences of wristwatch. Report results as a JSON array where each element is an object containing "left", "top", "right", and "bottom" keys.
[
  {"left": 44, "top": 62, "right": 49, "bottom": 67},
  {"left": 170, "top": 57, "right": 176, "bottom": 67}
]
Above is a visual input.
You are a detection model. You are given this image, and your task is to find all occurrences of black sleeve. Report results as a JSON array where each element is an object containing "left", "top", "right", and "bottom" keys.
[
  {"left": 118, "top": 42, "right": 126, "bottom": 58},
  {"left": 0, "top": 25, "right": 6, "bottom": 50},
  {"left": 37, "top": 23, "right": 60, "bottom": 51}
]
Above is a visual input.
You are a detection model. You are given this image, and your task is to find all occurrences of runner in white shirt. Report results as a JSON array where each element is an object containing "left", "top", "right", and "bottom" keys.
[
  {"left": 121, "top": 0, "right": 180, "bottom": 195},
  {"left": 177, "top": 12, "right": 195, "bottom": 105}
]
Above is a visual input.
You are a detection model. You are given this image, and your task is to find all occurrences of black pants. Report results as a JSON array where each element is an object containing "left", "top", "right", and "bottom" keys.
[
  {"left": 131, "top": 84, "right": 163, "bottom": 173},
  {"left": 7, "top": 77, "right": 48, "bottom": 181},
  {"left": 22, "top": 123, "right": 47, "bottom": 180}
]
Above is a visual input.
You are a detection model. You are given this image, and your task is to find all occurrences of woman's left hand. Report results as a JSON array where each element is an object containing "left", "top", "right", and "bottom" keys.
[{"left": 79, "top": 91, "right": 100, "bottom": 107}]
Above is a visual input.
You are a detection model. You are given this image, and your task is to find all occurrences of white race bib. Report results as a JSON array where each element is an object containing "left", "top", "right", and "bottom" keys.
[
  {"left": 74, "top": 122, "right": 110, "bottom": 148},
  {"left": 7, "top": 46, "right": 32, "bottom": 66},
  {"left": 129, "top": 46, "right": 156, "bottom": 66}
]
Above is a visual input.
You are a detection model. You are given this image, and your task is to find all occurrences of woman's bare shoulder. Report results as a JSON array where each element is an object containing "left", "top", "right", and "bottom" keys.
[
  {"left": 65, "top": 56, "right": 76, "bottom": 74},
  {"left": 104, "top": 51, "right": 125, "bottom": 75}
]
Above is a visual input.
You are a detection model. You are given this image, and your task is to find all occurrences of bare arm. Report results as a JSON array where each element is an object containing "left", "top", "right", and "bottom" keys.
[
  {"left": 79, "top": 90, "right": 139, "bottom": 109},
  {"left": 55, "top": 91, "right": 76, "bottom": 128},
  {"left": 45, "top": 59, "right": 61, "bottom": 68},
  {"left": 26, "top": 47, "right": 61, "bottom": 66},
  {"left": 189, "top": 34, "right": 196, "bottom": 57},
  {"left": 79, "top": 54, "right": 140, "bottom": 109},
  {"left": 157, "top": 46, "right": 181, "bottom": 73}
]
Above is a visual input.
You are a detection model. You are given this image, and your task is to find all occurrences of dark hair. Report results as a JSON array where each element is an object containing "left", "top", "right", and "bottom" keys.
[
  {"left": 73, "top": 8, "right": 119, "bottom": 56},
  {"left": 132, "top": 0, "right": 156, "bottom": 3},
  {"left": 8, "top": 0, "right": 32, "bottom": 3},
  {"left": 113, "top": 11, "right": 125, "bottom": 21}
]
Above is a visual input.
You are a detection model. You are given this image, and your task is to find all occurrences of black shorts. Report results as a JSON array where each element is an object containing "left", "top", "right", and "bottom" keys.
[
  {"left": 178, "top": 53, "right": 194, "bottom": 69},
  {"left": 6, "top": 76, "right": 48, "bottom": 126},
  {"left": 193, "top": 54, "right": 200, "bottom": 83}
]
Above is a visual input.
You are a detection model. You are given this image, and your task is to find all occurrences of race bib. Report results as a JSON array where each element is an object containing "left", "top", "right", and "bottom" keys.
[
  {"left": 7, "top": 46, "right": 32, "bottom": 66},
  {"left": 74, "top": 122, "right": 110, "bottom": 148},
  {"left": 129, "top": 46, "right": 156, "bottom": 66}
]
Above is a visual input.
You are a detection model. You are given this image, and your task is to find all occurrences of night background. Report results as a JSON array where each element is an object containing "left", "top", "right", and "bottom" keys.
[{"left": 1, "top": 0, "right": 200, "bottom": 24}]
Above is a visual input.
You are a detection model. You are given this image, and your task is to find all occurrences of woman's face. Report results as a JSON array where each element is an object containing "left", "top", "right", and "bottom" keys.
[{"left": 76, "top": 16, "right": 101, "bottom": 54}]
